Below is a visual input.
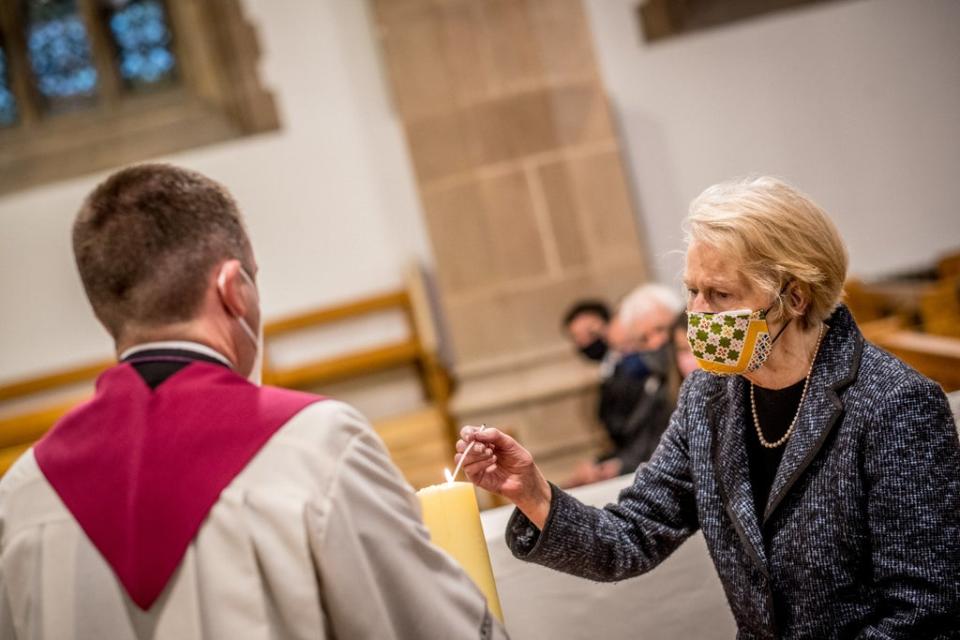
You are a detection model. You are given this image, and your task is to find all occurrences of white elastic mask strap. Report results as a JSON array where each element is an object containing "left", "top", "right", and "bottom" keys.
[
  {"left": 236, "top": 315, "right": 258, "bottom": 347},
  {"left": 218, "top": 266, "right": 260, "bottom": 349}
]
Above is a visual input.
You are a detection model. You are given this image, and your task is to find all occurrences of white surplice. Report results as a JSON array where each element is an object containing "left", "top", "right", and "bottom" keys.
[{"left": 0, "top": 400, "right": 505, "bottom": 639}]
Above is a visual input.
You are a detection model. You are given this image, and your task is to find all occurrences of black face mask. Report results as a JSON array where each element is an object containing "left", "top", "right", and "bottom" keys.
[
  {"left": 645, "top": 341, "right": 675, "bottom": 375},
  {"left": 579, "top": 337, "right": 608, "bottom": 362}
]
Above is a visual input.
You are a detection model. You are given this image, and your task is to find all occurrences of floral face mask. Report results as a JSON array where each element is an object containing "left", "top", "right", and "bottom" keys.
[{"left": 686, "top": 301, "right": 790, "bottom": 376}]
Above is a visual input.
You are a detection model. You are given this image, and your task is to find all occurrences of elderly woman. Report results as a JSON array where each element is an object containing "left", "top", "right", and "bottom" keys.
[{"left": 456, "top": 177, "right": 960, "bottom": 639}]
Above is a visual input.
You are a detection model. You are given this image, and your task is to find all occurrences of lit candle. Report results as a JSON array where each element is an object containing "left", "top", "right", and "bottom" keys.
[{"left": 417, "top": 469, "right": 504, "bottom": 622}]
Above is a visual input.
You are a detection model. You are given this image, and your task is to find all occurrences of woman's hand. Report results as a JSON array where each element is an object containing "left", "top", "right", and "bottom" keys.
[{"left": 455, "top": 426, "right": 552, "bottom": 529}]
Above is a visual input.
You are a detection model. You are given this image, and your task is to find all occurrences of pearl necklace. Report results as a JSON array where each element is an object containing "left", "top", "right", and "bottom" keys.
[{"left": 750, "top": 323, "right": 826, "bottom": 449}]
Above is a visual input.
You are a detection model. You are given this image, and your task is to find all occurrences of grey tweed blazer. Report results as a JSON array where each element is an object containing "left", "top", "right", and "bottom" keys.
[{"left": 507, "top": 305, "right": 960, "bottom": 639}]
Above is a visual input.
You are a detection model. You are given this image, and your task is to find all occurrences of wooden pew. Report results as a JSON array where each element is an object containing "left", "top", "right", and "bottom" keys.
[
  {"left": 873, "top": 330, "right": 960, "bottom": 393},
  {"left": 845, "top": 278, "right": 898, "bottom": 323},
  {"left": 844, "top": 259, "right": 960, "bottom": 394},
  {"left": 0, "top": 401, "right": 90, "bottom": 473},
  {"left": 846, "top": 277, "right": 934, "bottom": 325},
  {"left": 262, "top": 264, "right": 456, "bottom": 488},
  {"left": 0, "top": 265, "right": 455, "bottom": 487},
  {"left": 919, "top": 275, "right": 960, "bottom": 339},
  {"left": 937, "top": 250, "right": 960, "bottom": 280},
  {"left": 858, "top": 315, "right": 905, "bottom": 343}
]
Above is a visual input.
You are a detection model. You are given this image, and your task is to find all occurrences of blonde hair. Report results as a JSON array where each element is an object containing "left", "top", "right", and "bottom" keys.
[{"left": 685, "top": 176, "right": 848, "bottom": 329}]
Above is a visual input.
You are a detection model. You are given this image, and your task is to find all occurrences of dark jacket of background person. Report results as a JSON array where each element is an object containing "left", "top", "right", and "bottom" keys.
[
  {"left": 597, "top": 347, "right": 676, "bottom": 473},
  {"left": 506, "top": 306, "right": 960, "bottom": 639}
]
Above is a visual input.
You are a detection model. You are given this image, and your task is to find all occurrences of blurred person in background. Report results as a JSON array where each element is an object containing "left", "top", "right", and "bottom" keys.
[
  {"left": 563, "top": 300, "right": 612, "bottom": 363},
  {"left": 566, "top": 284, "right": 683, "bottom": 486}
]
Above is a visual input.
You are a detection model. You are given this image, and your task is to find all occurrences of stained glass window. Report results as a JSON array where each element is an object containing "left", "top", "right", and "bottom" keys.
[
  {"left": 0, "top": 41, "right": 17, "bottom": 127},
  {"left": 103, "top": 0, "right": 176, "bottom": 91},
  {"left": 0, "top": 0, "right": 277, "bottom": 195},
  {"left": 24, "top": 0, "right": 99, "bottom": 112}
]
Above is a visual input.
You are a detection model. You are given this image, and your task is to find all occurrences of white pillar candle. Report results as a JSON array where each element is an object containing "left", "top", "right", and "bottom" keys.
[{"left": 417, "top": 473, "right": 504, "bottom": 622}]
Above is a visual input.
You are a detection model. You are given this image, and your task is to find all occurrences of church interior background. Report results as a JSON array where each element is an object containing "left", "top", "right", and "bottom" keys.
[{"left": 0, "top": 2, "right": 959, "bottom": 626}]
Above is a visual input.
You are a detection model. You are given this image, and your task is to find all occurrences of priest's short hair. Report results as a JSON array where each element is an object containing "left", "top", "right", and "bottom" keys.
[{"left": 73, "top": 163, "right": 252, "bottom": 338}]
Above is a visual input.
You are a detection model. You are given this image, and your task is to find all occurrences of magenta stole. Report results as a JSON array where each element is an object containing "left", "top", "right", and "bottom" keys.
[{"left": 34, "top": 360, "right": 322, "bottom": 610}]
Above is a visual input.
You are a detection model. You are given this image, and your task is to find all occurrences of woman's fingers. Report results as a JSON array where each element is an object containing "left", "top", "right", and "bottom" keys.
[
  {"left": 456, "top": 425, "right": 529, "bottom": 487},
  {"left": 460, "top": 425, "right": 507, "bottom": 446},
  {"left": 456, "top": 440, "right": 494, "bottom": 457},
  {"left": 457, "top": 425, "right": 503, "bottom": 460},
  {"left": 456, "top": 423, "right": 545, "bottom": 513},
  {"left": 454, "top": 445, "right": 493, "bottom": 467},
  {"left": 459, "top": 425, "right": 481, "bottom": 441},
  {"left": 463, "top": 456, "right": 496, "bottom": 479},
  {"left": 455, "top": 447, "right": 495, "bottom": 466}
]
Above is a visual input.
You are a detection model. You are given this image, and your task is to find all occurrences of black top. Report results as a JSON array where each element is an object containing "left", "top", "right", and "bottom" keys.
[
  {"left": 597, "top": 348, "right": 676, "bottom": 473},
  {"left": 122, "top": 348, "right": 231, "bottom": 389},
  {"left": 744, "top": 377, "right": 806, "bottom": 520}
]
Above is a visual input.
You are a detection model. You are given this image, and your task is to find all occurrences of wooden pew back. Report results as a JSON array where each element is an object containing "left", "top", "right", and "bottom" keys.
[
  {"left": 872, "top": 330, "right": 960, "bottom": 392},
  {"left": 919, "top": 275, "right": 960, "bottom": 339}
]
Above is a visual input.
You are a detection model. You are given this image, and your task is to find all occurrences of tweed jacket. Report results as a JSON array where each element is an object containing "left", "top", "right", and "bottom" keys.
[{"left": 507, "top": 306, "right": 960, "bottom": 639}]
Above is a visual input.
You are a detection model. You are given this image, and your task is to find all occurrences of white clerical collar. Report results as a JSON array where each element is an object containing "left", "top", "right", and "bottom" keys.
[{"left": 120, "top": 341, "right": 234, "bottom": 368}]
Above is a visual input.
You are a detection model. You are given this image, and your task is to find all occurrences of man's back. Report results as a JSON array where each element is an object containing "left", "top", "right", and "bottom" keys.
[
  {"left": 1, "top": 164, "right": 506, "bottom": 639},
  {"left": 0, "top": 398, "right": 499, "bottom": 639}
]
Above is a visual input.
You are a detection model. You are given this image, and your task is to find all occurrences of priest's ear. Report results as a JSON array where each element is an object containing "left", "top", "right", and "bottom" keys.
[{"left": 215, "top": 259, "right": 255, "bottom": 319}]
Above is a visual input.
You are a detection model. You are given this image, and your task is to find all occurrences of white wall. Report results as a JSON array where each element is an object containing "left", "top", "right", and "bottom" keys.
[
  {"left": 0, "top": 0, "right": 432, "bottom": 384},
  {"left": 584, "top": 0, "right": 960, "bottom": 286}
]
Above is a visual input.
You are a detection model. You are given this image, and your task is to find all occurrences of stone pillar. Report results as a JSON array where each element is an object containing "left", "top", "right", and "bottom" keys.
[{"left": 371, "top": 0, "right": 649, "bottom": 480}]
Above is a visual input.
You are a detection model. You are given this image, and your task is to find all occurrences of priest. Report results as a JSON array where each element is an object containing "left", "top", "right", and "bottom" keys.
[{"left": 0, "top": 164, "right": 506, "bottom": 640}]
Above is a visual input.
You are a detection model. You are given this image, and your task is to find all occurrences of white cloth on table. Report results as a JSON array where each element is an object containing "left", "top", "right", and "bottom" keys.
[
  {"left": 481, "top": 474, "right": 737, "bottom": 640},
  {"left": 947, "top": 389, "right": 960, "bottom": 432}
]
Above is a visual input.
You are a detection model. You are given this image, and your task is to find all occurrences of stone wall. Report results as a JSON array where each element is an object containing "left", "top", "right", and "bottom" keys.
[{"left": 371, "top": 0, "right": 649, "bottom": 480}]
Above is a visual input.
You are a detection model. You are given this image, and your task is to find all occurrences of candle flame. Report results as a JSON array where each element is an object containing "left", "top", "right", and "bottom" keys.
[{"left": 444, "top": 468, "right": 454, "bottom": 484}]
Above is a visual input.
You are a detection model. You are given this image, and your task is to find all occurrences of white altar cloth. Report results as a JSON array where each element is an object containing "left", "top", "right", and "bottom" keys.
[{"left": 480, "top": 474, "right": 738, "bottom": 639}]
